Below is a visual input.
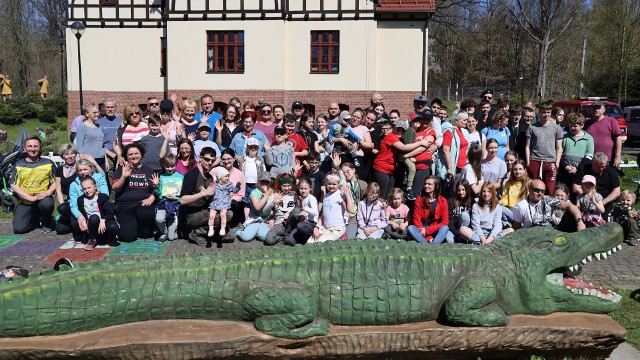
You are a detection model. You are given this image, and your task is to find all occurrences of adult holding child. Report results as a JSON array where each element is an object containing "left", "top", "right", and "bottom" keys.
[{"left": 66, "top": 159, "right": 109, "bottom": 246}]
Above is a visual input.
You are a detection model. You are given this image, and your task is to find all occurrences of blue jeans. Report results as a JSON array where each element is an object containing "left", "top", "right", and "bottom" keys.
[
  {"left": 407, "top": 221, "right": 449, "bottom": 244},
  {"left": 446, "top": 211, "right": 470, "bottom": 243},
  {"left": 236, "top": 222, "right": 270, "bottom": 242}
]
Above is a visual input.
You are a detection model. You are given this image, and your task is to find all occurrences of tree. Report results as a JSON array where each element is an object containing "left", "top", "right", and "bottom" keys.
[{"left": 0, "top": 0, "right": 33, "bottom": 96}]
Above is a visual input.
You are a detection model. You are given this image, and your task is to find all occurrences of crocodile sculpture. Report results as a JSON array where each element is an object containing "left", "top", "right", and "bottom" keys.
[{"left": 0, "top": 223, "right": 623, "bottom": 339}]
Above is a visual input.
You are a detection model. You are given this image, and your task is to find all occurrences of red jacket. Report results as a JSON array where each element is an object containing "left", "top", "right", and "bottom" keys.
[{"left": 412, "top": 194, "right": 449, "bottom": 235}]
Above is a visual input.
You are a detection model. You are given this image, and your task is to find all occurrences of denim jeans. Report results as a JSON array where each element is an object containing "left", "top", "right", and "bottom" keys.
[
  {"left": 236, "top": 222, "right": 270, "bottom": 242},
  {"left": 407, "top": 221, "right": 449, "bottom": 244},
  {"left": 445, "top": 210, "right": 470, "bottom": 243}
]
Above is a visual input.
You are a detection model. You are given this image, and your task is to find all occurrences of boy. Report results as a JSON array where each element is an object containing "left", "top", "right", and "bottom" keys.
[
  {"left": 302, "top": 152, "right": 326, "bottom": 204},
  {"left": 140, "top": 114, "right": 170, "bottom": 173},
  {"left": 558, "top": 113, "right": 594, "bottom": 186},
  {"left": 283, "top": 117, "right": 309, "bottom": 174},
  {"left": 264, "top": 126, "right": 296, "bottom": 179},
  {"left": 153, "top": 154, "right": 184, "bottom": 243},
  {"left": 193, "top": 122, "right": 221, "bottom": 165},
  {"left": 611, "top": 190, "right": 639, "bottom": 246}
]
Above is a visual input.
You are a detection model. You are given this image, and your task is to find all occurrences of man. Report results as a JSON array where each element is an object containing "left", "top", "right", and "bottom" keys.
[
  {"left": 180, "top": 147, "right": 232, "bottom": 245},
  {"left": 144, "top": 97, "right": 161, "bottom": 119},
  {"left": 327, "top": 102, "right": 341, "bottom": 126},
  {"left": 370, "top": 93, "right": 384, "bottom": 107},
  {"left": 291, "top": 101, "right": 305, "bottom": 122},
  {"left": 475, "top": 99, "right": 493, "bottom": 132},
  {"left": 410, "top": 95, "right": 429, "bottom": 120},
  {"left": 9, "top": 137, "right": 57, "bottom": 234},
  {"left": 511, "top": 105, "right": 531, "bottom": 160},
  {"left": 525, "top": 103, "right": 563, "bottom": 196},
  {"left": 512, "top": 179, "right": 585, "bottom": 232},
  {"left": 572, "top": 152, "right": 620, "bottom": 217},
  {"left": 96, "top": 98, "right": 123, "bottom": 179},
  {"left": 584, "top": 100, "right": 622, "bottom": 168},
  {"left": 195, "top": 94, "right": 222, "bottom": 140}
]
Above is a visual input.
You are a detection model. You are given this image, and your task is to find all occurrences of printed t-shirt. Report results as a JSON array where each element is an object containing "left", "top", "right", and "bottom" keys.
[{"left": 112, "top": 165, "right": 155, "bottom": 206}]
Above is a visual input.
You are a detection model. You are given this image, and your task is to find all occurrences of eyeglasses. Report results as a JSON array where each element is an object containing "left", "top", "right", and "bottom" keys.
[
  {"left": 530, "top": 187, "right": 545, "bottom": 194},
  {"left": 484, "top": 96, "right": 493, "bottom": 100},
  {"left": 221, "top": 157, "right": 234, "bottom": 161},
  {"left": 201, "top": 157, "right": 215, "bottom": 163},
  {"left": 130, "top": 112, "right": 140, "bottom": 116},
  {"left": 148, "top": 103, "right": 159, "bottom": 106},
  {"left": 261, "top": 110, "right": 272, "bottom": 114}
]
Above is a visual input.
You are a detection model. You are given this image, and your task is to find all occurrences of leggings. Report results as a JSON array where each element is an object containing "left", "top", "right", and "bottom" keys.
[
  {"left": 371, "top": 170, "right": 395, "bottom": 200},
  {"left": 411, "top": 168, "right": 432, "bottom": 199},
  {"left": 86, "top": 214, "right": 120, "bottom": 243},
  {"left": 116, "top": 202, "right": 156, "bottom": 242}
]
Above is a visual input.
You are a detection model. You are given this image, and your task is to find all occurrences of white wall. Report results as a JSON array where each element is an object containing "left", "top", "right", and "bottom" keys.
[
  {"left": 66, "top": 28, "right": 164, "bottom": 92},
  {"left": 375, "top": 21, "right": 426, "bottom": 92}
]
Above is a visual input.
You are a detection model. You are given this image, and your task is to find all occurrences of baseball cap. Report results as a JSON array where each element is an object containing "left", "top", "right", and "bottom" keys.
[
  {"left": 339, "top": 110, "right": 352, "bottom": 122},
  {"left": 395, "top": 120, "right": 409, "bottom": 130},
  {"left": 582, "top": 175, "right": 597, "bottom": 185},
  {"left": 291, "top": 101, "right": 304, "bottom": 109},
  {"left": 592, "top": 100, "right": 605, "bottom": 107},
  {"left": 414, "top": 95, "right": 428, "bottom": 103},
  {"left": 481, "top": 89, "right": 494, "bottom": 97},
  {"left": 420, "top": 108, "right": 434, "bottom": 121},
  {"left": 160, "top": 99, "right": 173, "bottom": 111},
  {"left": 198, "top": 122, "right": 211, "bottom": 130},
  {"left": 274, "top": 126, "right": 287, "bottom": 135},
  {"left": 36, "top": 127, "right": 43, "bottom": 131},
  {"left": 246, "top": 137, "right": 260, "bottom": 147}
]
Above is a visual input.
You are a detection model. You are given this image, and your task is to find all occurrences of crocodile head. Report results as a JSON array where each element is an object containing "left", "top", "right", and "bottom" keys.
[{"left": 493, "top": 222, "right": 623, "bottom": 315}]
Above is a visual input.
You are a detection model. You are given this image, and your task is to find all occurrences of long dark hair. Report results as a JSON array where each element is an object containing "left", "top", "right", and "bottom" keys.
[
  {"left": 421, "top": 175, "right": 441, "bottom": 199},
  {"left": 454, "top": 179, "right": 473, "bottom": 210},
  {"left": 176, "top": 138, "right": 196, "bottom": 169},
  {"left": 468, "top": 142, "right": 483, "bottom": 182}
]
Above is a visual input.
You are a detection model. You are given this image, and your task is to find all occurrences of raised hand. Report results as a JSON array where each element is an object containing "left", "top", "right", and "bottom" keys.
[
  {"left": 170, "top": 91, "right": 178, "bottom": 104},
  {"left": 121, "top": 162, "right": 132, "bottom": 178},
  {"left": 150, "top": 173, "right": 160, "bottom": 187},
  {"left": 263, "top": 140, "right": 271, "bottom": 151},
  {"left": 332, "top": 152, "right": 341, "bottom": 168},
  {"left": 201, "top": 113, "right": 211, "bottom": 123},
  {"left": 340, "top": 184, "right": 350, "bottom": 196},
  {"left": 187, "top": 132, "right": 196, "bottom": 142}
]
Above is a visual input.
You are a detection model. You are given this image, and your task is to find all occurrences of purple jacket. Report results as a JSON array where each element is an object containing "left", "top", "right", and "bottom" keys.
[{"left": 357, "top": 199, "right": 388, "bottom": 229}]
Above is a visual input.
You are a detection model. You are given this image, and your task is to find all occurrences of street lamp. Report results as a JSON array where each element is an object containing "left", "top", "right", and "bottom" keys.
[
  {"left": 70, "top": 21, "right": 85, "bottom": 113},
  {"left": 58, "top": 36, "right": 65, "bottom": 97}
]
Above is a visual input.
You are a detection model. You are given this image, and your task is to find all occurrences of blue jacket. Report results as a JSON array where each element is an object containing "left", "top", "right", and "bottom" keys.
[
  {"left": 69, "top": 172, "right": 109, "bottom": 219},
  {"left": 229, "top": 130, "right": 268, "bottom": 157}
]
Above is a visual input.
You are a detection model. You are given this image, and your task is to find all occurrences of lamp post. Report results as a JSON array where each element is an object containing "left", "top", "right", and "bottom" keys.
[
  {"left": 70, "top": 21, "right": 85, "bottom": 113},
  {"left": 58, "top": 35, "right": 65, "bottom": 97}
]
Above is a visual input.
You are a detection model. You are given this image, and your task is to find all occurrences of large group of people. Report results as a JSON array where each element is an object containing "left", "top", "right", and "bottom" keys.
[{"left": 8, "top": 91, "right": 638, "bottom": 250}]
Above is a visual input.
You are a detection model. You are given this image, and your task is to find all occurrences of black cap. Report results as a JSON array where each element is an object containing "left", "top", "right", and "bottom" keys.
[
  {"left": 421, "top": 108, "right": 434, "bottom": 121},
  {"left": 291, "top": 101, "right": 304, "bottom": 109},
  {"left": 481, "top": 89, "right": 493, "bottom": 97},
  {"left": 274, "top": 126, "right": 287, "bottom": 135},
  {"left": 160, "top": 99, "right": 173, "bottom": 111}
]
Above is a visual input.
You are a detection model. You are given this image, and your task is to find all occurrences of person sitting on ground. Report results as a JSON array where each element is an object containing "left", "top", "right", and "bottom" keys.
[
  {"left": 309, "top": 171, "right": 355, "bottom": 243},
  {"left": 576, "top": 175, "right": 606, "bottom": 228},
  {"left": 236, "top": 172, "right": 275, "bottom": 243},
  {"left": 572, "top": 152, "right": 620, "bottom": 218},
  {"left": 407, "top": 176, "right": 449, "bottom": 244},
  {"left": 512, "top": 179, "right": 585, "bottom": 232},
  {"left": 385, "top": 188, "right": 410, "bottom": 240},
  {"left": 446, "top": 180, "right": 473, "bottom": 244},
  {"left": 264, "top": 173, "right": 299, "bottom": 246},
  {"left": 611, "top": 190, "right": 640, "bottom": 246},
  {"left": 463, "top": 182, "right": 513, "bottom": 245},
  {"left": 68, "top": 159, "right": 109, "bottom": 245},
  {"left": 286, "top": 177, "right": 319, "bottom": 246},
  {"left": 76, "top": 176, "right": 119, "bottom": 251},
  {"left": 356, "top": 182, "right": 387, "bottom": 240},
  {"left": 9, "top": 137, "right": 57, "bottom": 234}
]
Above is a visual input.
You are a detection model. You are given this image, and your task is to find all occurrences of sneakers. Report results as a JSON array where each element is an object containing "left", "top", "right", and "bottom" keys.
[
  {"left": 189, "top": 231, "right": 207, "bottom": 246},
  {"left": 219, "top": 228, "right": 226, "bottom": 236},
  {"left": 207, "top": 227, "right": 215, "bottom": 237},
  {"left": 628, "top": 238, "right": 638, "bottom": 246},
  {"left": 41, "top": 226, "right": 54, "bottom": 233},
  {"left": 84, "top": 239, "right": 96, "bottom": 251},
  {"left": 157, "top": 234, "right": 169, "bottom": 244}
]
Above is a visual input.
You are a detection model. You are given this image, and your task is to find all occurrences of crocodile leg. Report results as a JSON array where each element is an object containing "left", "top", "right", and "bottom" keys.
[
  {"left": 243, "top": 287, "right": 330, "bottom": 339},
  {"left": 442, "top": 277, "right": 508, "bottom": 326}
]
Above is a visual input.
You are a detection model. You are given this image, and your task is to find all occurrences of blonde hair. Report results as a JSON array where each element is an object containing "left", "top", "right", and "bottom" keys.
[
  {"left": 389, "top": 188, "right": 405, "bottom": 204},
  {"left": 479, "top": 182, "right": 499, "bottom": 212},
  {"left": 620, "top": 190, "right": 636, "bottom": 203}
]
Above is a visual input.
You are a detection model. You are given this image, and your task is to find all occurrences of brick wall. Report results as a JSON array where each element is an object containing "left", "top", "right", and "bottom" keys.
[{"left": 67, "top": 90, "right": 421, "bottom": 128}]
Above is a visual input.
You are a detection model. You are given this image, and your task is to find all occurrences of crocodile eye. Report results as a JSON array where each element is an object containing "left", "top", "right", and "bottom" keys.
[{"left": 553, "top": 236, "right": 567, "bottom": 246}]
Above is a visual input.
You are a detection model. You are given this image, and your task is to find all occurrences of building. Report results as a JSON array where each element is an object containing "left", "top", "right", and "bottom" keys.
[{"left": 66, "top": 0, "right": 436, "bottom": 118}]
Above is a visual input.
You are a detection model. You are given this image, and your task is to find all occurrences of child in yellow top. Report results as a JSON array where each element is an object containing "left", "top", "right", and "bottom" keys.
[{"left": 500, "top": 159, "right": 530, "bottom": 222}]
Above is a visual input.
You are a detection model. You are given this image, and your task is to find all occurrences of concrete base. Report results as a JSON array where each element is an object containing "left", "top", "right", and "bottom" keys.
[{"left": 0, "top": 313, "right": 627, "bottom": 360}]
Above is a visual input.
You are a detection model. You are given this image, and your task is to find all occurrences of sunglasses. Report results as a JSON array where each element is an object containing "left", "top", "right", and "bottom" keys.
[
  {"left": 148, "top": 103, "right": 159, "bottom": 106},
  {"left": 130, "top": 112, "right": 140, "bottom": 116},
  {"left": 201, "top": 157, "right": 215, "bottom": 163},
  {"left": 261, "top": 110, "right": 272, "bottom": 114},
  {"left": 530, "top": 187, "right": 545, "bottom": 194}
]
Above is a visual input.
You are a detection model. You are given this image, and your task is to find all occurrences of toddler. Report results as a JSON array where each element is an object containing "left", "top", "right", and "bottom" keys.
[
  {"left": 208, "top": 167, "right": 238, "bottom": 236},
  {"left": 611, "top": 190, "right": 639, "bottom": 246},
  {"left": 385, "top": 188, "right": 409, "bottom": 240},
  {"left": 576, "top": 175, "right": 605, "bottom": 227}
]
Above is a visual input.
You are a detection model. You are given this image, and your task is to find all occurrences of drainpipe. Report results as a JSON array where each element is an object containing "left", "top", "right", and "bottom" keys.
[
  {"left": 421, "top": 14, "right": 430, "bottom": 96},
  {"left": 162, "top": 0, "right": 168, "bottom": 99}
]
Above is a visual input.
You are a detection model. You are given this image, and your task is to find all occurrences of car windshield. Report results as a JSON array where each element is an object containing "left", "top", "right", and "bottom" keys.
[{"left": 583, "top": 104, "right": 623, "bottom": 118}]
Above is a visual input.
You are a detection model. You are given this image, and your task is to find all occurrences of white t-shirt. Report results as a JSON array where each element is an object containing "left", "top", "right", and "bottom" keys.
[
  {"left": 460, "top": 163, "right": 483, "bottom": 186},
  {"left": 244, "top": 156, "right": 259, "bottom": 183},
  {"left": 322, "top": 190, "right": 347, "bottom": 228}
]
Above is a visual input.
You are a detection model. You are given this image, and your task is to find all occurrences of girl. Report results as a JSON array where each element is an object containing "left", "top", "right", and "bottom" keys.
[
  {"left": 264, "top": 126, "right": 296, "bottom": 178},
  {"left": 407, "top": 176, "right": 449, "bottom": 244},
  {"left": 77, "top": 176, "right": 119, "bottom": 251},
  {"left": 459, "top": 142, "right": 484, "bottom": 195},
  {"left": 335, "top": 160, "right": 368, "bottom": 239},
  {"left": 356, "top": 182, "right": 387, "bottom": 239},
  {"left": 175, "top": 139, "right": 197, "bottom": 175},
  {"left": 273, "top": 105, "right": 286, "bottom": 126},
  {"left": 309, "top": 171, "right": 355, "bottom": 243},
  {"left": 207, "top": 167, "right": 237, "bottom": 236},
  {"left": 240, "top": 137, "right": 266, "bottom": 218},
  {"left": 481, "top": 139, "right": 507, "bottom": 189},
  {"left": 236, "top": 173, "right": 275, "bottom": 242},
  {"left": 465, "top": 182, "right": 513, "bottom": 245},
  {"left": 315, "top": 114, "right": 334, "bottom": 172},
  {"left": 500, "top": 159, "right": 530, "bottom": 221},
  {"left": 385, "top": 188, "right": 410, "bottom": 240},
  {"left": 264, "top": 174, "right": 299, "bottom": 245},
  {"left": 552, "top": 185, "right": 571, "bottom": 227},
  {"left": 503, "top": 150, "right": 518, "bottom": 180},
  {"left": 286, "top": 177, "right": 318, "bottom": 246},
  {"left": 466, "top": 114, "right": 486, "bottom": 157},
  {"left": 446, "top": 180, "right": 473, "bottom": 244},
  {"left": 481, "top": 111, "right": 511, "bottom": 160},
  {"left": 576, "top": 175, "right": 606, "bottom": 228}
]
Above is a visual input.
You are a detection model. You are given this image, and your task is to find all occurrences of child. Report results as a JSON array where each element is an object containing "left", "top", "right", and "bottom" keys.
[
  {"left": 503, "top": 150, "right": 518, "bottom": 180},
  {"left": 551, "top": 185, "right": 571, "bottom": 227},
  {"left": 576, "top": 175, "right": 605, "bottom": 228},
  {"left": 284, "top": 117, "right": 309, "bottom": 173},
  {"left": 141, "top": 115, "right": 170, "bottom": 173},
  {"left": 309, "top": 171, "right": 355, "bottom": 243},
  {"left": 264, "top": 173, "right": 299, "bottom": 245},
  {"left": 500, "top": 159, "right": 530, "bottom": 222},
  {"left": 76, "top": 176, "right": 119, "bottom": 251},
  {"left": 240, "top": 137, "right": 265, "bottom": 218},
  {"left": 385, "top": 188, "right": 410, "bottom": 240},
  {"left": 264, "top": 126, "right": 296, "bottom": 179},
  {"left": 207, "top": 167, "right": 237, "bottom": 236},
  {"left": 611, "top": 190, "right": 640, "bottom": 246},
  {"left": 193, "top": 123, "right": 221, "bottom": 164},
  {"left": 558, "top": 113, "right": 594, "bottom": 186},
  {"left": 235, "top": 173, "right": 274, "bottom": 242},
  {"left": 151, "top": 154, "right": 183, "bottom": 243},
  {"left": 446, "top": 180, "right": 472, "bottom": 243},
  {"left": 302, "top": 152, "right": 326, "bottom": 204},
  {"left": 285, "top": 177, "right": 318, "bottom": 246},
  {"left": 465, "top": 182, "right": 513, "bottom": 245},
  {"left": 356, "top": 182, "right": 387, "bottom": 239}
]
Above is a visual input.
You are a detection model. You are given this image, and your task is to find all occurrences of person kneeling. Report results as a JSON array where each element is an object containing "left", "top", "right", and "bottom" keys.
[{"left": 77, "top": 176, "right": 119, "bottom": 251}]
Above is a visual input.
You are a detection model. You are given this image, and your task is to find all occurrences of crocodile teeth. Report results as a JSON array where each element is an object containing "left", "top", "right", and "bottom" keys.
[
  {"left": 607, "top": 250, "right": 612, "bottom": 256},
  {"left": 586, "top": 255, "right": 593, "bottom": 262},
  {"left": 617, "top": 245, "right": 622, "bottom": 251},
  {"left": 612, "top": 247, "right": 617, "bottom": 253},
  {"left": 569, "top": 265, "right": 575, "bottom": 272},
  {"left": 595, "top": 253, "right": 602, "bottom": 260},
  {"left": 582, "top": 258, "right": 588, "bottom": 264},
  {"left": 602, "top": 253, "right": 608, "bottom": 259}
]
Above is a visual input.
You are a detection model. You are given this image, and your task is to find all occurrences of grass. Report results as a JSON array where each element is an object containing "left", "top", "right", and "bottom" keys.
[{"left": 611, "top": 289, "right": 640, "bottom": 349}]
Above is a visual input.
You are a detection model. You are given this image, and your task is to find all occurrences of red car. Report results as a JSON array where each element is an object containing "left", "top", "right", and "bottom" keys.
[{"left": 553, "top": 97, "right": 627, "bottom": 143}]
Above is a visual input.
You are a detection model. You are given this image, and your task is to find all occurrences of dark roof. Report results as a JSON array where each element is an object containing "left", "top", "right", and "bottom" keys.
[{"left": 376, "top": 0, "right": 436, "bottom": 13}]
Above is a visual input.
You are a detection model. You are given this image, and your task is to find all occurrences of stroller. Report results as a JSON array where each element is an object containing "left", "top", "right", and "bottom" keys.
[{"left": 0, "top": 126, "right": 30, "bottom": 213}]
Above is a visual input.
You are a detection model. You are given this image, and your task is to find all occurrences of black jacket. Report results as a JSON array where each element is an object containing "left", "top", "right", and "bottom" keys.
[{"left": 77, "top": 193, "right": 116, "bottom": 221}]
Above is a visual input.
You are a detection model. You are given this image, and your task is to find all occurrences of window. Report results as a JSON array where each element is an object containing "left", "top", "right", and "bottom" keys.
[
  {"left": 310, "top": 31, "right": 339, "bottom": 73},
  {"left": 206, "top": 31, "right": 244, "bottom": 73}
]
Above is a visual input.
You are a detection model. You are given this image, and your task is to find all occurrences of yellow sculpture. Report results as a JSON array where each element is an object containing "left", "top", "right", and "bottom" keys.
[
  {"left": 38, "top": 76, "right": 49, "bottom": 99},
  {"left": 0, "top": 75, "right": 12, "bottom": 101}
]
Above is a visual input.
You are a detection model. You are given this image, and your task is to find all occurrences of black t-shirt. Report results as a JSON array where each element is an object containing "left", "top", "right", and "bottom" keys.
[
  {"left": 112, "top": 165, "right": 155, "bottom": 206},
  {"left": 297, "top": 129, "right": 318, "bottom": 151},
  {"left": 303, "top": 169, "right": 326, "bottom": 201},
  {"left": 180, "top": 166, "right": 213, "bottom": 215},
  {"left": 55, "top": 165, "right": 78, "bottom": 198},
  {"left": 574, "top": 163, "right": 620, "bottom": 211}
]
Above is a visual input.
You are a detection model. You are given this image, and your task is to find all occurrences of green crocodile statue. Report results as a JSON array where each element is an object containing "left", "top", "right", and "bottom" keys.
[{"left": 0, "top": 223, "right": 623, "bottom": 339}]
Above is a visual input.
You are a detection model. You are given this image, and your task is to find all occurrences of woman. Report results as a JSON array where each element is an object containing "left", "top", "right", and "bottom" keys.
[
  {"left": 407, "top": 176, "right": 449, "bottom": 244},
  {"left": 460, "top": 143, "right": 484, "bottom": 195},
  {"left": 273, "top": 105, "right": 286, "bottom": 126},
  {"left": 215, "top": 104, "right": 242, "bottom": 149},
  {"left": 229, "top": 111, "right": 267, "bottom": 164},
  {"left": 438, "top": 111, "right": 470, "bottom": 181},
  {"left": 180, "top": 99, "right": 200, "bottom": 140},
  {"left": 218, "top": 148, "right": 246, "bottom": 228},
  {"left": 481, "top": 110, "right": 511, "bottom": 160},
  {"left": 55, "top": 144, "right": 79, "bottom": 235},
  {"left": 175, "top": 138, "right": 197, "bottom": 175},
  {"left": 333, "top": 108, "right": 373, "bottom": 180},
  {"left": 111, "top": 143, "right": 156, "bottom": 242},
  {"left": 243, "top": 101, "right": 257, "bottom": 113},
  {"left": 373, "top": 103, "right": 387, "bottom": 122},
  {"left": 372, "top": 121, "right": 432, "bottom": 200},
  {"left": 466, "top": 114, "right": 486, "bottom": 158},
  {"left": 228, "top": 96, "right": 242, "bottom": 110},
  {"left": 254, "top": 103, "right": 277, "bottom": 143},
  {"left": 67, "top": 159, "right": 110, "bottom": 248},
  {"left": 236, "top": 173, "right": 275, "bottom": 242},
  {"left": 114, "top": 105, "right": 149, "bottom": 166},
  {"left": 75, "top": 102, "right": 106, "bottom": 171},
  {"left": 481, "top": 139, "right": 507, "bottom": 189}
]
